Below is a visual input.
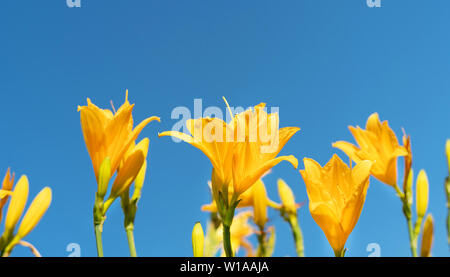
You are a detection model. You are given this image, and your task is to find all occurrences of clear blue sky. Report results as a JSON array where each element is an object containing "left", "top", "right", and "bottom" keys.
[{"left": 0, "top": 0, "right": 449, "bottom": 257}]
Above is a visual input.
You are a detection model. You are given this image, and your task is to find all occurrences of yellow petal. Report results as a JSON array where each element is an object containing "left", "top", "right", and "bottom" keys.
[
  {"left": 17, "top": 187, "right": 52, "bottom": 239},
  {"left": 105, "top": 110, "right": 150, "bottom": 174},
  {"left": 341, "top": 174, "right": 370, "bottom": 240},
  {"left": 0, "top": 190, "right": 13, "bottom": 199},
  {"left": 79, "top": 104, "right": 108, "bottom": 180},
  {"left": 5, "top": 175, "right": 29, "bottom": 235},
  {"left": 365, "top": 113, "right": 381, "bottom": 133},
  {"left": 234, "top": 155, "right": 298, "bottom": 195},
  {"left": 159, "top": 130, "right": 195, "bottom": 143},
  {"left": 300, "top": 158, "right": 324, "bottom": 203},
  {"left": 309, "top": 202, "right": 346, "bottom": 253},
  {"left": 201, "top": 202, "right": 218, "bottom": 213},
  {"left": 332, "top": 141, "right": 363, "bottom": 164},
  {"left": 301, "top": 158, "right": 323, "bottom": 182},
  {"left": 159, "top": 130, "right": 222, "bottom": 173},
  {"left": 110, "top": 140, "right": 148, "bottom": 199},
  {"left": 351, "top": 160, "right": 373, "bottom": 186},
  {"left": 274, "top": 127, "right": 301, "bottom": 155}
]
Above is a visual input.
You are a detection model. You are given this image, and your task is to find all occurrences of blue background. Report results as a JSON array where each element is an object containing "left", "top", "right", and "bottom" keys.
[{"left": 0, "top": 0, "right": 449, "bottom": 257}]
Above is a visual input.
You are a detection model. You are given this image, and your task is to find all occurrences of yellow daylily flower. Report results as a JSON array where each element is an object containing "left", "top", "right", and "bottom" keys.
[
  {"left": 160, "top": 99, "right": 299, "bottom": 206},
  {"left": 300, "top": 155, "right": 373, "bottom": 256},
  {"left": 78, "top": 90, "right": 160, "bottom": 183},
  {"left": 230, "top": 103, "right": 299, "bottom": 196},
  {"left": 333, "top": 113, "right": 408, "bottom": 187},
  {"left": 420, "top": 214, "right": 434, "bottom": 257}
]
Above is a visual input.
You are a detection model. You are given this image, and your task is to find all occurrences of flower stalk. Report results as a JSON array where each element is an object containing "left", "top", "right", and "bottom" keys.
[
  {"left": 277, "top": 179, "right": 305, "bottom": 257},
  {"left": 94, "top": 222, "right": 104, "bottom": 257},
  {"left": 395, "top": 182, "right": 418, "bottom": 257},
  {"left": 394, "top": 183, "right": 417, "bottom": 257},
  {"left": 220, "top": 196, "right": 239, "bottom": 257},
  {"left": 121, "top": 190, "right": 139, "bottom": 257},
  {"left": 93, "top": 195, "right": 106, "bottom": 257},
  {"left": 287, "top": 214, "right": 304, "bottom": 257},
  {"left": 222, "top": 223, "right": 233, "bottom": 257},
  {"left": 126, "top": 225, "right": 137, "bottom": 258},
  {"left": 256, "top": 226, "right": 267, "bottom": 258}
]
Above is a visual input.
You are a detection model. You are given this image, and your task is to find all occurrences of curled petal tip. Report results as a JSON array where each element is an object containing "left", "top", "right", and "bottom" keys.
[
  {"left": 149, "top": 116, "right": 161, "bottom": 123},
  {"left": 290, "top": 156, "right": 299, "bottom": 169}
]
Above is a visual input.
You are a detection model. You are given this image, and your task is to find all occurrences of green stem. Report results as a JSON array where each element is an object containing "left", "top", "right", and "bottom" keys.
[
  {"left": 395, "top": 183, "right": 418, "bottom": 257},
  {"left": 406, "top": 217, "right": 417, "bottom": 257},
  {"left": 447, "top": 205, "right": 450, "bottom": 249},
  {"left": 257, "top": 226, "right": 267, "bottom": 257},
  {"left": 413, "top": 217, "right": 423, "bottom": 239},
  {"left": 94, "top": 224, "right": 104, "bottom": 257},
  {"left": 126, "top": 227, "right": 138, "bottom": 257},
  {"left": 288, "top": 215, "right": 305, "bottom": 257},
  {"left": 219, "top": 195, "right": 239, "bottom": 258},
  {"left": 223, "top": 224, "right": 233, "bottom": 257}
]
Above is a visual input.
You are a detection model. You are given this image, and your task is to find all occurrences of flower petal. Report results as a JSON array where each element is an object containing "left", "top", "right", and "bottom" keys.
[
  {"left": 309, "top": 202, "right": 346, "bottom": 252},
  {"left": 110, "top": 142, "right": 147, "bottom": 198},
  {"left": 332, "top": 141, "right": 363, "bottom": 164},
  {"left": 235, "top": 155, "right": 298, "bottom": 195}
]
